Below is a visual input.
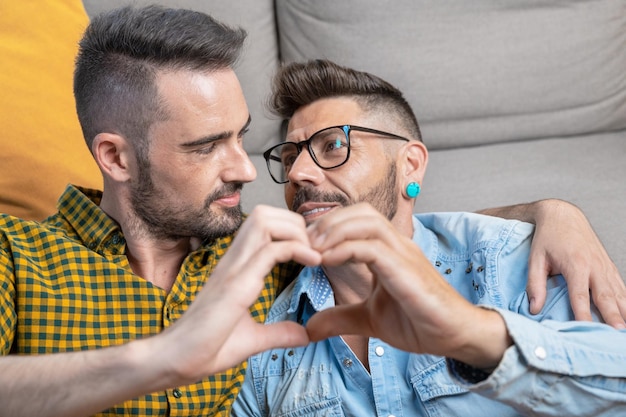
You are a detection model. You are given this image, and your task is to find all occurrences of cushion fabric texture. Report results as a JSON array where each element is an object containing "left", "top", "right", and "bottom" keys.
[{"left": 0, "top": 1, "right": 101, "bottom": 220}]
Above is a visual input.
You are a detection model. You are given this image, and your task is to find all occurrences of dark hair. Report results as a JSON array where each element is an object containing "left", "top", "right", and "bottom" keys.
[
  {"left": 73, "top": 5, "right": 247, "bottom": 158},
  {"left": 269, "top": 59, "right": 422, "bottom": 142}
]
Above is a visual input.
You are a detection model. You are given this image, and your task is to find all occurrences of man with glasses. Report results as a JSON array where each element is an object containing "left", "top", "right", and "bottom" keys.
[{"left": 232, "top": 59, "right": 626, "bottom": 416}]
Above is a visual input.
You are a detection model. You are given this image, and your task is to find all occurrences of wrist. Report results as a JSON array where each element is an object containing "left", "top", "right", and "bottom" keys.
[
  {"left": 450, "top": 307, "right": 512, "bottom": 370},
  {"left": 116, "top": 336, "right": 177, "bottom": 394}
]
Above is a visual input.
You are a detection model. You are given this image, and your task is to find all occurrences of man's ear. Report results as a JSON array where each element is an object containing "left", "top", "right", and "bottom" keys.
[
  {"left": 92, "top": 133, "right": 133, "bottom": 182},
  {"left": 401, "top": 140, "right": 429, "bottom": 183}
]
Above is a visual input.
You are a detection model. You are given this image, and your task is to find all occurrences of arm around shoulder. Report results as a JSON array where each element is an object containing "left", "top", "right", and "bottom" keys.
[{"left": 478, "top": 198, "right": 626, "bottom": 328}]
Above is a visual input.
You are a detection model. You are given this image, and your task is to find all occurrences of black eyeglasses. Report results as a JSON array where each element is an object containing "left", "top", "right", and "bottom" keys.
[{"left": 263, "top": 124, "right": 410, "bottom": 184}]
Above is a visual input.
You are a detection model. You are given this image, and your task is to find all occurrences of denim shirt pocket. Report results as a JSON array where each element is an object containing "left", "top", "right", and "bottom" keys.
[
  {"left": 258, "top": 346, "right": 346, "bottom": 417},
  {"left": 275, "top": 396, "right": 344, "bottom": 417},
  {"left": 408, "top": 355, "right": 471, "bottom": 417},
  {"left": 409, "top": 355, "right": 521, "bottom": 417},
  {"left": 410, "top": 356, "right": 469, "bottom": 402}
]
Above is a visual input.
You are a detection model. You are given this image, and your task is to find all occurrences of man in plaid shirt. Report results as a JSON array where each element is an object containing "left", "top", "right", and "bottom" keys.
[{"left": 0, "top": 5, "right": 318, "bottom": 416}]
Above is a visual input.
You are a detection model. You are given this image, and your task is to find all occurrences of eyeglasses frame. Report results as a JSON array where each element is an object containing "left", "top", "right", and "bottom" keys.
[{"left": 263, "top": 124, "right": 410, "bottom": 184}]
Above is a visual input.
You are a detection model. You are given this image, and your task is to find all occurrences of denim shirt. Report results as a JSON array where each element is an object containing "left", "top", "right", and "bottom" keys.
[{"left": 232, "top": 212, "right": 626, "bottom": 417}]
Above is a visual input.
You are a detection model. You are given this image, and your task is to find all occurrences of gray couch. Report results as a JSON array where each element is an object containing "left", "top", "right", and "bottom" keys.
[{"left": 83, "top": 0, "right": 626, "bottom": 274}]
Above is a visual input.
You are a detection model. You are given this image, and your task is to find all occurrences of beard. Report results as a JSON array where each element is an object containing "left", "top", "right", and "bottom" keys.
[
  {"left": 291, "top": 164, "right": 399, "bottom": 221},
  {"left": 130, "top": 162, "right": 243, "bottom": 242}
]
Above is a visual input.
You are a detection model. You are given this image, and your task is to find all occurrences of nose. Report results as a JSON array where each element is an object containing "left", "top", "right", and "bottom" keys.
[
  {"left": 224, "top": 143, "right": 257, "bottom": 184},
  {"left": 286, "top": 145, "right": 324, "bottom": 186}
]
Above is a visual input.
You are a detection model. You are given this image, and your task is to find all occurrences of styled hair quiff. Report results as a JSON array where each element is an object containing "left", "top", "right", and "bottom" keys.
[
  {"left": 269, "top": 59, "right": 422, "bottom": 142},
  {"left": 73, "top": 5, "right": 246, "bottom": 159}
]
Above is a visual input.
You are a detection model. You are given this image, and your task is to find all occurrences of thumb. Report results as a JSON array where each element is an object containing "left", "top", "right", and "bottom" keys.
[
  {"left": 255, "top": 321, "right": 311, "bottom": 352},
  {"left": 306, "top": 304, "right": 372, "bottom": 342}
]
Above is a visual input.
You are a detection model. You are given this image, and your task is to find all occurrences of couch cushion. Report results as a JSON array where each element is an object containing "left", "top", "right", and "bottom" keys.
[
  {"left": 277, "top": 0, "right": 626, "bottom": 150},
  {"left": 418, "top": 132, "right": 626, "bottom": 275},
  {"left": 82, "top": 0, "right": 281, "bottom": 154},
  {"left": 0, "top": 1, "right": 102, "bottom": 220}
]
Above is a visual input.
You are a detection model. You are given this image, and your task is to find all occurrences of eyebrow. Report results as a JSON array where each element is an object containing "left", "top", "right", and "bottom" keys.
[{"left": 180, "top": 115, "right": 252, "bottom": 148}]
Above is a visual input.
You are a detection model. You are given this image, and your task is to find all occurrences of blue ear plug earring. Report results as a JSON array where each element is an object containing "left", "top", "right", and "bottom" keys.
[{"left": 406, "top": 182, "right": 421, "bottom": 198}]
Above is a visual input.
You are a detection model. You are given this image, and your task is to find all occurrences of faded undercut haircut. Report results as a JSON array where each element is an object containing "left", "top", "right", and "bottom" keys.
[
  {"left": 269, "top": 59, "right": 422, "bottom": 142},
  {"left": 73, "top": 5, "right": 246, "bottom": 160}
]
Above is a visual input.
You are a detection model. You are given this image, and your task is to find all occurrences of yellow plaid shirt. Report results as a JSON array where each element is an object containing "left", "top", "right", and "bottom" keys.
[{"left": 0, "top": 185, "right": 299, "bottom": 416}]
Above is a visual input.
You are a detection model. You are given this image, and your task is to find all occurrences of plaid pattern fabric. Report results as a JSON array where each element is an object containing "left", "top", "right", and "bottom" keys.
[{"left": 0, "top": 185, "right": 299, "bottom": 416}]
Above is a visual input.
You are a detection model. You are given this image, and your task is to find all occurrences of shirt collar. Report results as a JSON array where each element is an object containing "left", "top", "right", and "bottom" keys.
[
  {"left": 411, "top": 214, "right": 439, "bottom": 265},
  {"left": 56, "top": 184, "right": 126, "bottom": 254},
  {"left": 287, "top": 265, "right": 335, "bottom": 317}
]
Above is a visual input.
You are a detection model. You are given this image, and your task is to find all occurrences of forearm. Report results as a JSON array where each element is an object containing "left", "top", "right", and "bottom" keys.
[
  {"left": 476, "top": 198, "right": 571, "bottom": 224},
  {"left": 0, "top": 338, "right": 169, "bottom": 417}
]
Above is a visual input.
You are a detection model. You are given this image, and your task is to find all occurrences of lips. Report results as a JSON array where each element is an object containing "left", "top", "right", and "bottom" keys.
[
  {"left": 296, "top": 202, "right": 339, "bottom": 222},
  {"left": 208, "top": 183, "right": 243, "bottom": 208},
  {"left": 301, "top": 206, "right": 334, "bottom": 217},
  {"left": 292, "top": 187, "right": 348, "bottom": 221},
  {"left": 214, "top": 192, "right": 241, "bottom": 207}
]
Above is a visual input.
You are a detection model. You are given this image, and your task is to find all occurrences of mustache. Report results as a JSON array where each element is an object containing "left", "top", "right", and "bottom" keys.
[{"left": 291, "top": 187, "right": 349, "bottom": 212}]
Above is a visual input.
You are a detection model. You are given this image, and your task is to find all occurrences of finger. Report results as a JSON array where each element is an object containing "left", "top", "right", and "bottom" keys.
[
  {"left": 233, "top": 206, "right": 310, "bottom": 255},
  {"left": 612, "top": 272, "right": 626, "bottom": 325},
  {"left": 203, "top": 321, "right": 310, "bottom": 376},
  {"left": 306, "top": 304, "right": 372, "bottom": 342},
  {"left": 618, "top": 292, "right": 626, "bottom": 328},
  {"left": 592, "top": 291, "right": 626, "bottom": 329},
  {"left": 319, "top": 236, "right": 422, "bottom": 273},
  {"left": 251, "top": 321, "right": 310, "bottom": 352},
  {"left": 308, "top": 204, "right": 392, "bottom": 251},
  {"left": 319, "top": 239, "right": 412, "bottom": 291},
  {"left": 319, "top": 238, "right": 450, "bottom": 314},
  {"left": 566, "top": 280, "right": 594, "bottom": 322},
  {"left": 320, "top": 239, "right": 383, "bottom": 266},
  {"left": 209, "top": 240, "right": 321, "bottom": 306},
  {"left": 526, "top": 253, "right": 550, "bottom": 314},
  {"left": 180, "top": 239, "right": 320, "bottom": 355},
  {"left": 551, "top": 254, "right": 594, "bottom": 322},
  {"left": 590, "top": 277, "right": 626, "bottom": 329},
  {"left": 235, "top": 206, "right": 310, "bottom": 248}
]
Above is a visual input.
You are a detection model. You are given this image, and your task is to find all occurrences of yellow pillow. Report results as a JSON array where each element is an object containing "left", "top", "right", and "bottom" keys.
[{"left": 0, "top": 1, "right": 102, "bottom": 220}]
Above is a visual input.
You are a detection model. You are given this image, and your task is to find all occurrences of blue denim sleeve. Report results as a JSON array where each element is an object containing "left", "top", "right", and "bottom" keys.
[
  {"left": 462, "top": 308, "right": 626, "bottom": 416},
  {"left": 449, "top": 219, "right": 626, "bottom": 415}
]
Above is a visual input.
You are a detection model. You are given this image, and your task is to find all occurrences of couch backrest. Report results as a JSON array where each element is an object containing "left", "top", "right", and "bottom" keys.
[
  {"left": 83, "top": 0, "right": 626, "bottom": 153},
  {"left": 277, "top": 0, "right": 626, "bottom": 150}
]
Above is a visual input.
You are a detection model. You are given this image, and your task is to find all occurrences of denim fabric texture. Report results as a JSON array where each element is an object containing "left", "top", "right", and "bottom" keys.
[{"left": 232, "top": 212, "right": 626, "bottom": 417}]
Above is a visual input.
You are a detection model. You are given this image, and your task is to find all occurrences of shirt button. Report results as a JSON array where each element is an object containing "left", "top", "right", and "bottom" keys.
[
  {"left": 375, "top": 346, "right": 385, "bottom": 357},
  {"left": 534, "top": 346, "right": 547, "bottom": 360},
  {"left": 343, "top": 358, "right": 353, "bottom": 367},
  {"left": 173, "top": 388, "right": 182, "bottom": 398}
]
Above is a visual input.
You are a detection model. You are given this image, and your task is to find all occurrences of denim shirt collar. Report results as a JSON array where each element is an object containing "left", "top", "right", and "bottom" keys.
[
  {"left": 411, "top": 214, "right": 439, "bottom": 265},
  {"left": 287, "top": 265, "right": 336, "bottom": 319}
]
